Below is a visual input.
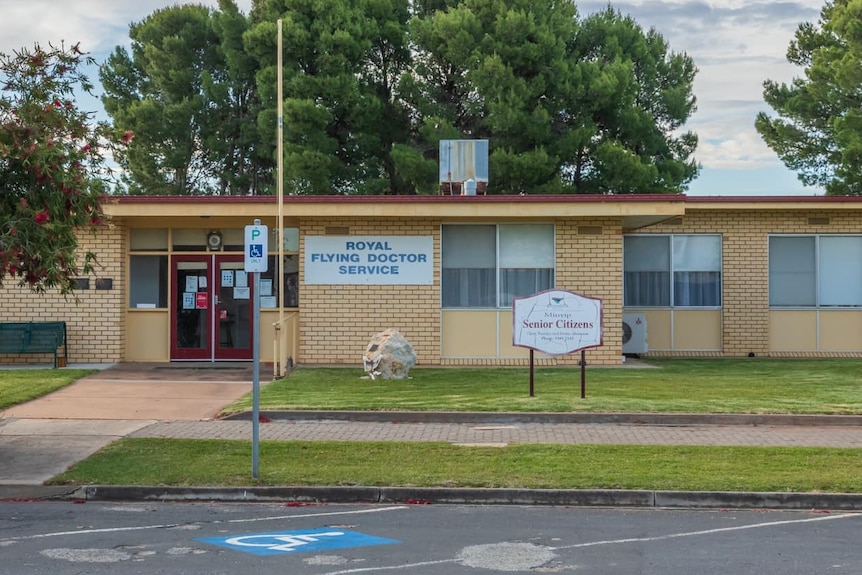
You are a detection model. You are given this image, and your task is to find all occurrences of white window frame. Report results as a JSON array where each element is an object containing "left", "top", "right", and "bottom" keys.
[
  {"left": 623, "top": 234, "right": 723, "bottom": 309},
  {"left": 769, "top": 234, "right": 862, "bottom": 308},
  {"left": 441, "top": 223, "right": 556, "bottom": 309}
]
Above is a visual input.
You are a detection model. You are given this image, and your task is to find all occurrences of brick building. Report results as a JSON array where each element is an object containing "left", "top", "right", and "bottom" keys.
[{"left": 1, "top": 194, "right": 861, "bottom": 367}]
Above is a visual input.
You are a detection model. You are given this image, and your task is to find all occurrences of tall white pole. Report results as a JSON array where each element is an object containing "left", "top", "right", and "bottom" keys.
[{"left": 277, "top": 19, "right": 285, "bottom": 376}]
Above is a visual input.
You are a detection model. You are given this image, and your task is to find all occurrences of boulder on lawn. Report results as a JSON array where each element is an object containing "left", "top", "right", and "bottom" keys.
[{"left": 362, "top": 329, "right": 416, "bottom": 380}]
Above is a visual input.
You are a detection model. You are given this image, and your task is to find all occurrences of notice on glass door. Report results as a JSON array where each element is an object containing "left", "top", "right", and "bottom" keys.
[
  {"left": 182, "top": 292, "right": 195, "bottom": 309},
  {"left": 221, "top": 270, "right": 234, "bottom": 287}
]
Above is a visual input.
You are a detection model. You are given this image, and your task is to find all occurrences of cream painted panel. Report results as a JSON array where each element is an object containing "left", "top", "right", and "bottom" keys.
[
  {"left": 499, "top": 311, "right": 531, "bottom": 358},
  {"left": 442, "top": 311, "right": 498, "bottom": 357},
  {"left": 262, "top": 310, "right": 301, "bottom": 363},
  {"left": 126, "top": 311, "right": 170, "bottom": 361},
  {"left": 770, "top": 311, "right": 818, "bottom": 351},
  {"left": 673, "top": 310, "right": 722, "bottom": 351},
  {"left": 625, "top": 309, "right": 671, "bottom": 350},
  {"left": 819, "top": 311, "right": 862, "bottom": 351}
]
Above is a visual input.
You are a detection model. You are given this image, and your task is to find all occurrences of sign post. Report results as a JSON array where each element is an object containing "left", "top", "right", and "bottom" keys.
[
  {"left": 512, "top": 289, "right": 603, "bottom": 398},
  {"left": 244, "top": 219, "right": 268, "bottom": 478}
]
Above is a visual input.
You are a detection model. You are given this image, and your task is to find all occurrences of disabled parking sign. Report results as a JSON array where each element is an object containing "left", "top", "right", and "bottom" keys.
[
  {"left": 244, "top": 223, "right": 268, "bottom": 272},
  {"left": 197, "top": 528, "right": 400, "bottom": 556}
]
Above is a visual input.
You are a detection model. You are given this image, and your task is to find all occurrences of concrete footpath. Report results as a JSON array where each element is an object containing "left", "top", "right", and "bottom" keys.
[{"left": 2, "top": 362, "right": 862, "bottom": 510}]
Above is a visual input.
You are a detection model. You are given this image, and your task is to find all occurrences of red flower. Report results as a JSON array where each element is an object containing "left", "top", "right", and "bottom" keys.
[
  {"left": 53, "top": 99, "right": 62, "bottom": 108},
  {"left": 121, "top": 130, "right": 134, "bottom": 144},
  {"left": 81, "top": 143, "right": 91, "bottom": 153},
  {"left": 35, "top": 211, "right": 50, "bottom": 225}
]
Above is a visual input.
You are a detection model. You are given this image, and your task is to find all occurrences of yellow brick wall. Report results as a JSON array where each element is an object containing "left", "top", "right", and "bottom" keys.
[
  {"left": 298, "top": 219, "right": 441, "bottom": 365},
  {"left": 554, "top": 218, "right": 623, "bottom": 366},
  {"left": 0, "top": 221, "right": 126, "bottom": 365},
  {"left": 635, "top": 209, "right": 862, "bottom": 358}
]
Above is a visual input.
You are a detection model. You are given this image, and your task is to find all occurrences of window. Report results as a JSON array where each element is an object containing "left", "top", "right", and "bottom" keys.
[
  {"left": 129, "top": 255, "right": 168, "bottom": 308},
  {"left": 769, "top": 235, "right": 862, "bottom": 307},
  {"left": 262, "top": 254, "right": 299, "bottom": 308},
  {"left": 442, "top": 224, "right": 554, "bottom": 308},
  {"left": 624, "top": 235, "right": 722, "bottom": 307}
]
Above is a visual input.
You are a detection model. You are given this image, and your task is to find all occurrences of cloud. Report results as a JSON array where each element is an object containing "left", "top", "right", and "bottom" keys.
[
  {"left": 0, "top": 0, "right": 253, "bottom": 55},
  {"left": 579, "top": 1, "right": 823, "bottom": 172}
]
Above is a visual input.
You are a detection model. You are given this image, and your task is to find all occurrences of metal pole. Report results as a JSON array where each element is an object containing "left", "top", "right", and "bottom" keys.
[
  {"left": 529, "top": 349, "right": 535, "bottom": 397},
  {"left": 580, "top": 350, "right": 586, "bottom": 399},
  {"left": 276, "top": 19, "right": 285, "bottom": 377},
  {"left": 252, "top": 221, "right": 261, "bottom": 479}
]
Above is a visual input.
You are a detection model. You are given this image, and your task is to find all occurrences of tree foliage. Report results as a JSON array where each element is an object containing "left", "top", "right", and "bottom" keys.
[
  {"left": 0, "top": 43, "right": 119, "bottom": 294},
  {"left": 406, "top": 2, "right": 698, "bottom": 194},
  {"left": 756, "top": 0, "right": 862, "bottom": 195},
  {"left": 100, "top": 0, "right": 271, "bottom": 195},
  {"left": 107, "top": 0, "right": 699, "bottom": 195}
]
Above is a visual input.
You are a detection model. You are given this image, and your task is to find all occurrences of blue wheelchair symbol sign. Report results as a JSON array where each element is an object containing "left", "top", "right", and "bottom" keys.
[
  {"left": 249, "top": 244, "right": 263, "bottom": 258},
  {"left": 197, "top": 528, "right": 400, "bottom": 556}
]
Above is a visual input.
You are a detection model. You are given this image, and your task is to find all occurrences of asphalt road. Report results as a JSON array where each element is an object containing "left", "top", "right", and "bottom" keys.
[{"left": 1, "top": 501, "right": 859, "bottom": 574}]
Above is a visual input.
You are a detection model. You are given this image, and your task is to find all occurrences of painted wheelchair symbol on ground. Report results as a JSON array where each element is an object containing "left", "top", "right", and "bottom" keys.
[{"left": 197, "top": 528, "right": 400, "bottom": 556}]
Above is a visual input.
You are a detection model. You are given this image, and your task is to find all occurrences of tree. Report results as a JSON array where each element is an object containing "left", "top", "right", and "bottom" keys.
[
  {"left": 407, "top": 2, "right": 698, "bottom": 194},
  {"left": 756, "top": 0, "right": 862, "bottom": 195},
  {"left": 101, "top": 1, "right": 270, "bottom": 195},
  {"left": 116, "top": 0, "right": 698, "bottom": 196},
  {"left": 0, "top": 43, "right": 119, "bottom": 294},
  {"left": 566, "top": 8, "right": 699, "bottom": 194},
  {"left": 245, "top": 0, "right": 413, "bottom": 195}
]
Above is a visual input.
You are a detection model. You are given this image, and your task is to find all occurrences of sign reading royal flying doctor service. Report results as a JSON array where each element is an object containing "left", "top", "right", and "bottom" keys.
[
  {"left": 513, "top": 289, "right": 603, "bottom": 355},
  {"left": 305, "top": 235, "right": 433, "bottom": 285}
]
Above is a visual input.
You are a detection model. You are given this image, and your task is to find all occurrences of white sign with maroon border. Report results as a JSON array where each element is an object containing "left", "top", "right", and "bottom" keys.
[{"left": 513, "top": 289, "right": 603, "bottom": 355}]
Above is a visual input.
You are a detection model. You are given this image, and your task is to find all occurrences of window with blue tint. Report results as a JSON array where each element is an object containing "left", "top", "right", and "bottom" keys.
[
  {"left": 624, "top": 234, "right": 722, "bottom": 308},
  {"left": 442, "top": 224, "right": 555, "bottom": 309},
  {"left": 769, "top": 235, "right": 862, "bottom": 308}
]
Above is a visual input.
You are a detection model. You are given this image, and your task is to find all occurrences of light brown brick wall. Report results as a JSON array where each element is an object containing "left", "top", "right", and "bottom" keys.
[
  {"left": 0, "top": 222, "right": 126, "bottom": 365},
  {"left": 298, "top": 219, "right": 441, "bottom": 365},
  {"left": 555, "top": 218, "right": 623, "bottom": 366},
  {"left": 635, "top": 209, "right": 862, "bottom": 358}
]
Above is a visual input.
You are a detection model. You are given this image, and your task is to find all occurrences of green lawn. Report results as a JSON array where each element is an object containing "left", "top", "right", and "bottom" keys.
[
  {"left": 0, "top": 369, "right": 96, "bottom": 411},
  {"left": 50, "top": 438, "right": 862, "bottom": 493},
  {"left": 7, "top": 359, "right": 862, "bottom": 493},
  {"left": 224, "top": 358, "right": 862, "bottom": 415}
]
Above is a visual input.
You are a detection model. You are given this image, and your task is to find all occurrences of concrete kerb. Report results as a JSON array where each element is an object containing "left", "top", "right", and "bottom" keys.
[
  {"left": 224, "top": 410, "right": 862, "bottom": 427},
  {"left": 30, "top": 485, "right": 862, "bottom": 511}
]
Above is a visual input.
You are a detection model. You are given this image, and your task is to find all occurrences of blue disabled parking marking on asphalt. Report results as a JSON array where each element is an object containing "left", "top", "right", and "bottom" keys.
[{"left": 197, "top": 528, "right": 400, "bottom": 556}]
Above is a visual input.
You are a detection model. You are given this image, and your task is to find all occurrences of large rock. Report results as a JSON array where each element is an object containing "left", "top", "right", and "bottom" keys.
[{"left": 362, "top": 329, "right": 416, "bottom": 380}]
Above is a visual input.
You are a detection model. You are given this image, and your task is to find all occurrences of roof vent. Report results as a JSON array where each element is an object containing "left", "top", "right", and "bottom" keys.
[{"left": 808, "top": 216, "right": 830, "bottom": 226}]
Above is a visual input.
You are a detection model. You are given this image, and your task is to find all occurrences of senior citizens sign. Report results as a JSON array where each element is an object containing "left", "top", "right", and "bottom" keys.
[{"left": 513, "top": 289, "right": 603, "bottom": 355}]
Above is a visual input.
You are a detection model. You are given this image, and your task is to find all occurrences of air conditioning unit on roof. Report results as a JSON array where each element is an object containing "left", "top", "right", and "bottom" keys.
[{"left": 622, "top": 313, "right": 648, "bottom": 355}]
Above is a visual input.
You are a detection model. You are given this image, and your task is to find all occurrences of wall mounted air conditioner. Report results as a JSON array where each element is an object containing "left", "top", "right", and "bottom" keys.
[{"left": 622, "top": 313, "right": 648, "bottom": 354}]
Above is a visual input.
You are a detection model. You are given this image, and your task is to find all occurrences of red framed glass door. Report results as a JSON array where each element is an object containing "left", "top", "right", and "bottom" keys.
[{"left": 170, "top": 255, "right": 253, "bottom": 361}]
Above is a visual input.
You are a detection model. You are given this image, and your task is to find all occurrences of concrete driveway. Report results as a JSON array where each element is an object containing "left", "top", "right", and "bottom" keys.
[
  {"left": 2, "top": 362, "right": 255, "bottom": 420},
  {"left": 0, "top": 362, "right": 256, "bottom": 486}
]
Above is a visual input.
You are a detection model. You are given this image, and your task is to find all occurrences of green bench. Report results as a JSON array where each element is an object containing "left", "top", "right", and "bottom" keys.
[{"left": 0, "top": 322, "right": 68, "bottom": 368}]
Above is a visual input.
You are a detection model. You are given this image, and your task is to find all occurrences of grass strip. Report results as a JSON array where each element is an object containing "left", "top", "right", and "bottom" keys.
[
  {"left": 0, "top": 369, "right": 96, "bottom": 411},
  {"left": 50, "top": 438, "right": 862, "bottom": 493},
  {"left": 223, "top": 359, "right": 862, "bottom": 415}
]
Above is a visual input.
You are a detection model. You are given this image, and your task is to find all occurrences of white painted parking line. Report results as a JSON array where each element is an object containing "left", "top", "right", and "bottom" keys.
[
  {"left": 0, "top": 506, "right": 408, "bottom": 543},
  {"left": 312, "top": 512, "right": 861, "bottom": 575},
  {"left": 557, "top": 512, "right": 861, "bottom": 550}
]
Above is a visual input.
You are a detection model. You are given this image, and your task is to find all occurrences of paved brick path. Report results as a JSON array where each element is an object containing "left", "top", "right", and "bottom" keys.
[{"left": 130, "top": 420, "right": 862, "bottom": 448}]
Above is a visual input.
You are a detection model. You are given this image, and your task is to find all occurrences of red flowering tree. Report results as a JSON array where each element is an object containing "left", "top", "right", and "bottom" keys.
[{"left": 0, "top": 43, "right": 122, "bottom": 294}]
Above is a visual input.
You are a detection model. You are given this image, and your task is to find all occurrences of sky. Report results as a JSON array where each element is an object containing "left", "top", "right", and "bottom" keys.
[{"left": 0, "top": 0, "right": 829, "bottom": 196}]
